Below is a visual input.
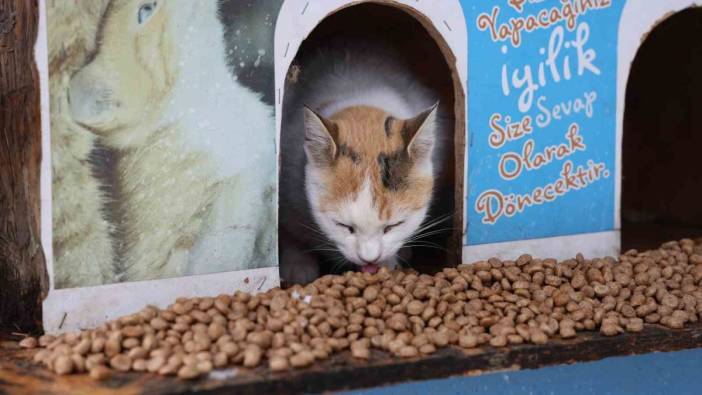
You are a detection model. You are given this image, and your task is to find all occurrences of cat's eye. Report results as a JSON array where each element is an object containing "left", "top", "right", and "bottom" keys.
[
  {"left": 383, "top": 221, "right": 404, "bottom": 234},
  {"left": 335, "top": 222, "right": 355, "bottom": 234},
  {"left": 138, "top": 2, "right": 157, "bottom": 24}
]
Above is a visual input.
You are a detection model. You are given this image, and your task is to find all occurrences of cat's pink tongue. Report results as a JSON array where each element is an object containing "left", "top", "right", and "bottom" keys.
[{"left": 361, "top": 264, "right": 379, "bottom": 274}]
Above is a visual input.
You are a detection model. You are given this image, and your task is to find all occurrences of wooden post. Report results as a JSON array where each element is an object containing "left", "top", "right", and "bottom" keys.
[{"left": 0, "top": 0, "right": 48, "bottom": 333}]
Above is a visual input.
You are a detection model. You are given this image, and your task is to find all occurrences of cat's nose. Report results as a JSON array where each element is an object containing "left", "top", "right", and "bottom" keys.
[
  {"left": 359, "top": 251, "right": 381, "bottom": 265},
  {"left": 358, "top": 241, "right": 381, "bottom": 264}
]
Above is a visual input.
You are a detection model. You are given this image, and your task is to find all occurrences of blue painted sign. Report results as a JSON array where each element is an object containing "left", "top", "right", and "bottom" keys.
[{"left": 461, "top": 0, "right": 626, "bottom": 245}]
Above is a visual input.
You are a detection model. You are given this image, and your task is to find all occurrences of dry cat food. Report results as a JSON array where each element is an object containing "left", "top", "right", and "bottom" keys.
[{"left": 21, "top": 239, "right": 702, "bottom": 380}]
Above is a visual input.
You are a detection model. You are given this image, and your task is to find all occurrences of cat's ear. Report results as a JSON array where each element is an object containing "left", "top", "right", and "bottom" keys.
[
  {"left": 303, "top": 106, "right": 338, "bottom": 166},
  {"left": 403, "top": 102, "right": 439, "bottom": 162}
]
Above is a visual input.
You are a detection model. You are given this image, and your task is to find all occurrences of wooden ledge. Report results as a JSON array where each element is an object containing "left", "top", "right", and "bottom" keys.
[{"left": 2, "top": 323, "right": 702, "bottom": 395}]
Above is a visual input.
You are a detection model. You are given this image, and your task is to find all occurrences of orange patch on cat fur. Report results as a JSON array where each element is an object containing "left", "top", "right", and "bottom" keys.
[{"left": 319, "top": 106, "right": 433, "bottom": 220}]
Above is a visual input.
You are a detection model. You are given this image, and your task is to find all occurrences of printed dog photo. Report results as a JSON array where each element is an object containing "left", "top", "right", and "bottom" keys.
[{"left": 48, "top": 0, "right": 282, "bottom": 288}]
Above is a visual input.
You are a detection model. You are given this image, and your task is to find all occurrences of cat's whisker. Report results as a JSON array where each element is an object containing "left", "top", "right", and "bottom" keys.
[
  {"left": 406, "top": 226, "right": 455, "bottom": 242},
  {"left": 407, "top": 227, "right": 457, "bottom": 241},
  {"left": 413, "top": 220, "right": 443, "bottom": 235},
  {"left": 301, "top": 238, "right": 337, "bottom": 252},
  {"left": 409, "top": 226, "right": 454, "bottom": 238},
  {"left": 308, "top": 243, "right": 337, "bottom": 249},
  {"left": 403, "top": 243, "right": 448, "bottom": 252},
  {"left": 407, "top": 241, "right": 444, "bottom": 250},
  {"left": 396, "top": 254, "right": 413, "bottom": 270},
  {"left": 305, "top": 248, "right": 341, "bottom": 254},
  {"left": 409, "top": 214, "right": 455, "bottom": 233},
  {"left": 411, "top": 215, "right": 454, "bottom": 237},
  {"left": 422, "top": 213, "right": 454, "bottom": 227},
  {"left": 297, "top": 222, "right": 328, "bottom": 238},
  {"left": 422, "top": 212, "right": 453, "bottom": 224},
  {"left": 329, "top": 256, "right": 353, "bottom": 275},
  {"left": 302, "top": 234, "right": 333, "bottom": 246},
  {"left": 405, "top": 238, "right": 445, "bottom": 246}
]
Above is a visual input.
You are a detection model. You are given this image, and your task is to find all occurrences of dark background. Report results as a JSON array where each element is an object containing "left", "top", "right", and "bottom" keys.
[
  {"left": 220, "top": 0, "right": 283, "bottom": 106},
  {"left": 622, "top": 8, "right": 702, "bottom": 250}
]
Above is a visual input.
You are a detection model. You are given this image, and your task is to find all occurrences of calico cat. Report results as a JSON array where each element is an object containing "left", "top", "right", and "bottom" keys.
[{"left": 279, "top": 38, "right": 452, "bottom": 284}]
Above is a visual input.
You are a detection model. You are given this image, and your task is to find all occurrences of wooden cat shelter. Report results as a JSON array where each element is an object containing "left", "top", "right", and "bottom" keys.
[
  {"left": 2, "top": 0, "right": 702, "bottom": 393},
  {"left": 277, "top": 0, "right": 702, "bottom": 271}
]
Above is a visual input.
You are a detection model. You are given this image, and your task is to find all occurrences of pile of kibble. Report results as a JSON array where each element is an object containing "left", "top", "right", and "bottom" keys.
[{"left": 19, "top": 238, "right": 702, "bottom": 381}]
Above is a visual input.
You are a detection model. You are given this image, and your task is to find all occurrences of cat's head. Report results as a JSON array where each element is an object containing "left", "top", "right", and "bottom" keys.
[{"left": 303, "top": 103, "right": 438, "bottom": 274}]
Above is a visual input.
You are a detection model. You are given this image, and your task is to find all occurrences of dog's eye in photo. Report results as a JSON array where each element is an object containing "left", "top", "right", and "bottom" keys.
[{"left": 137, "top": 1, "right": 157, "bottom": 25}]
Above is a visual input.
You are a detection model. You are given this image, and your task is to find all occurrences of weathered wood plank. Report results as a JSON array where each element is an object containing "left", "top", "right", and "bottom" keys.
[
  {"left": 0, "top": 0, "right": 48, "bottom": 333},
  {"left": 2, "top": 323, "right": 702, "bottom": 395}
]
